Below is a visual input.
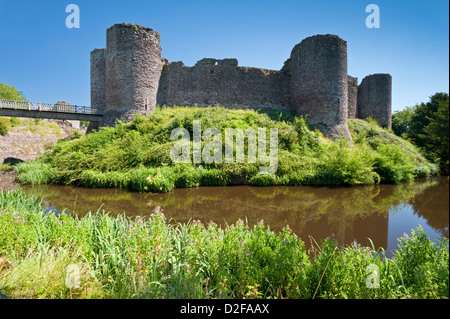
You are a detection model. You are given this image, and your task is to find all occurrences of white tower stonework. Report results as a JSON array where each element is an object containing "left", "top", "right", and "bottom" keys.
[
  {"left": 288, "top": 35, "right": 352, "bottom": 140},
  {"left": 102, "top": 23, "right": 164, "bottom": 127}
]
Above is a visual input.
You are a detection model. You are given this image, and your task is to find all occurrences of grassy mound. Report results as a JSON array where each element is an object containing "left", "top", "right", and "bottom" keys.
[{"left": 14, "top": 106, "right": 438, "bottom": 192}]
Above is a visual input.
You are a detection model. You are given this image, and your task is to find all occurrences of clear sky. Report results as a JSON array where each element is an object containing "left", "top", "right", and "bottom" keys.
[{"left": 0, "top": 0, "right": 448, "bottom": 112}]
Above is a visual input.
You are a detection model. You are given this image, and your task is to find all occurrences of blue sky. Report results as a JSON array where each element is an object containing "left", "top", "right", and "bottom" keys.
[{"left": 0, "top": 0, "right": 448, "bottom": 112}]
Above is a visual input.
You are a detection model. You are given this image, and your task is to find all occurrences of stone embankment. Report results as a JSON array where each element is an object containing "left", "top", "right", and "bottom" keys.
[{"left": 0, "top": 119, "right": 75, "bottom": 190}]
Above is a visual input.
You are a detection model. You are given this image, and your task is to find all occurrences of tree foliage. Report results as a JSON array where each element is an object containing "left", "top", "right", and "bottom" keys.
[
  {"left": 392, "top": 106, "right": 415, "bottom": 138},
  {"left": 392, "top": 92, "right": 449, "bottom": 175},
  {"left": 0, "top": 83, "right": 27, "bottom": 101},
  {"left": 0, "top": 83, "right": 28, "bottom": 135}
]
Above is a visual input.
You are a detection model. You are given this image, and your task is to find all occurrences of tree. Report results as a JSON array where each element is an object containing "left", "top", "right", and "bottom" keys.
[
  {"left": 0, "top": 83, "right": 27, "bottom": 101},
  {"left": 392, "top": 92, "right": 449, "bottom": 175},
  {"left": 0, "top": 83, "right": 28, "bottom": 135},
  {"left": 408, "top": 92, "right": 448, "bottom": 149},
  {"left": 421, "top": 97, "right": 449, "bottom": 174},
  {"left": 392, "top": 106, "right": 415, "bottom": 138}
]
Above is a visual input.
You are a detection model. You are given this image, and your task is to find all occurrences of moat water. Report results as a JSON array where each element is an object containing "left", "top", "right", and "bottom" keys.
[{"left": 21, "top": 176, "right": 449, "bottom": 258}]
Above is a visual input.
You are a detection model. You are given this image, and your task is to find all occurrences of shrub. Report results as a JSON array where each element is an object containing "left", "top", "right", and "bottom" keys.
[
  {"left": 320, "top": 141, "right": 379, "bottom": 185},
  {"left": 199, "top": 168, "right": 230, "bottom": 186},
  {"left": 173, "top": 165, "right": 202, "bottom": 188},
  {"left": 143, "top": 142, "right": 175, "bottom": 167},
  {"left": 0, "top": 117, "right": 10, "bottom": 135},
  {"left": 373, "top": 144, "right": 416, "bottom": 182},
  {"left": 394, "top": 226, "right": 449, "bottom": 298},
  {"left": 249, "top": 172, "right": 282, "bottom": 186},
  {"left": 145, "top": 167, "right": 176, "bottom": 193},
  {"left": 10, "top": 117, "right": 20, "bottom": 127}
]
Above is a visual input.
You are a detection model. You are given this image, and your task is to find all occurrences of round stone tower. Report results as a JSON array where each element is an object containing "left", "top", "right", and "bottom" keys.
[
  {"left": 88, "top": 48, "right": 106, "bottom": 132},
  {"left": 102, "top": 23, "right": 163, "bottom": 126},
  {"left": 357, "top": 73, "right": 392, "bottom": 129},
  {"left": 289, "top": 34, "right": 352, "bottom": 140}
]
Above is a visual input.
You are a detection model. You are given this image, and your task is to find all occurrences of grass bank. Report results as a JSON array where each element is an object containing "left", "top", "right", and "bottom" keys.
[
  {"left": 0, "top": 189, "right": 448, "bottom": 299},
  {"left": 13, "top": 106, "right": 438, "bottom": 191}
]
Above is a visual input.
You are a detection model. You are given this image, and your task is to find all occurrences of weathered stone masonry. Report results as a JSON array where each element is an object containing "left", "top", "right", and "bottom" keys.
[
  {"left": 157, "top": 58, "right": 290, "bottom": 111},
  {"left": 88, "top": 48, "right": 106, "bottom": 132},
  {"left": 103, "top": 24, "right": 163, "bottom": 126},
  {"left": 357, "top": 73, "right": 392, "bottom": 129},
  {"left": 91, "top": 23, "right": 392, "bottom": 138},
  {"left": 288, "top": 35, "right": 351, "bottom": 139}
]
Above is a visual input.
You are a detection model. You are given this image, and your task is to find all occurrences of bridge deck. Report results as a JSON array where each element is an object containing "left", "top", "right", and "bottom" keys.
[{"left": 0, "top": 99, "right": 103, "bottom": 122}]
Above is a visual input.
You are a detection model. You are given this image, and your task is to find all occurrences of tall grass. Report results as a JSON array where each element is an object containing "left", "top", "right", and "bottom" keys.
[
  {"left": 13, "top": 161, "right": 57, "bottom": 185},
  {"left": 0, "top": 244, "right": 103, "bottom": 299},
  {"left": 0, "top": 189, "right": 447, "bottom": 299}
]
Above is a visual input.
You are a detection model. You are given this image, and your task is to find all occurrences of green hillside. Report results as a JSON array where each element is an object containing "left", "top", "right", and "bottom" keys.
[{"left": 14, "top": 106, "right": 438, "bottom": 192}]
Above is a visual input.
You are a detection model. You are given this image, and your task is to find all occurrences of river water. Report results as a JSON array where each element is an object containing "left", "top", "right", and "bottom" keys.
[{"left": 22, "top": 176, "right": 449, "bottom": 257}]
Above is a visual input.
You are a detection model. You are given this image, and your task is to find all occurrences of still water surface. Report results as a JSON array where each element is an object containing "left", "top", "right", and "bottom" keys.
[{"left": 22, "top": 176, "right": 449, "bottom": 257}]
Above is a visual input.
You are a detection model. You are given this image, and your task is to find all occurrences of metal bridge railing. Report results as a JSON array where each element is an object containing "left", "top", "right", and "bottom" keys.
[{"left": 0, "top": 99, "right": 103, "bottom": 115}]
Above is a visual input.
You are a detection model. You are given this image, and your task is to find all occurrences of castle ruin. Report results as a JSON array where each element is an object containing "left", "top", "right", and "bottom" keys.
[{"left": 90, "top": 23, "right": 392, "bottom": 138}]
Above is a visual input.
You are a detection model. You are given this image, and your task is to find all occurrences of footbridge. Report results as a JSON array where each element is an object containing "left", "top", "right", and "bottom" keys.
[{"left": 0, "top": 99, "right": 103, "bottom": 122}]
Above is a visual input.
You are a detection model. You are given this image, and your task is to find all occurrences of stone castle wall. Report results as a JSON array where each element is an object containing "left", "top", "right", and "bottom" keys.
[
  {"left": 157, "top": 58, "right": 290, "bottom": 110},
  {"left": 357, "top": 73, "right": 392, "bottom": 129},
  {"left": 91, "top": 23, "right": 392, "bottom": 138},
  {"left": 88, "top": 48, "right": 106, "bottom": 132},
  {"left": 347, "top": 75, "right": 358, "bottom": 119}
]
